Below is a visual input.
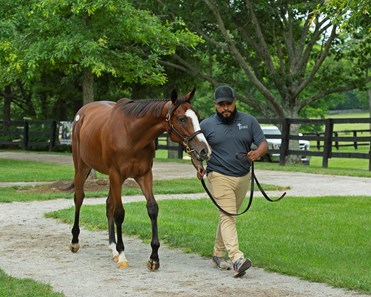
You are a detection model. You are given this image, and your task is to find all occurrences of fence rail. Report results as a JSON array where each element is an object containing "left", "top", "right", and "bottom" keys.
[
  {"left": 0, "top": 120, "right": 57, "bottom": 151},
  {"left": 1, "top": 118, "right": 371, "bottom": 170},
  {"left": 258, "top": 118, "right": 371, "bottom": 171}
]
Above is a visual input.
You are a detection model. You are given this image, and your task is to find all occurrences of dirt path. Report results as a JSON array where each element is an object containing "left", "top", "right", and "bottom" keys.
[{"left": 0, "top": 152, "right": 370, "bottom": 297}]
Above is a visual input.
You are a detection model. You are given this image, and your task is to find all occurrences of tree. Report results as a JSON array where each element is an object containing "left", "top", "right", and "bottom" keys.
[
  {"left": 137, "top": 0, "right": 370, "bottom": 163},
  {"left": 0, "top": 0, "right": 202, "bottom": 120},
  {"left": 144, "top": 1, "right": 369, "bottom": 117},
  {"left": 322, "top": 0, "right": 371, "bottom": 119}
]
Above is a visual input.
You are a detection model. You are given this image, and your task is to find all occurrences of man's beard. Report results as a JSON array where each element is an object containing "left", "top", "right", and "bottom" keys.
[{"left": 216, "top": 108, "right": 237, "bottom": 124}]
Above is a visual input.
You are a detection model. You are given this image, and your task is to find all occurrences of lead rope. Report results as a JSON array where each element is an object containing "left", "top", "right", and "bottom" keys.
[{"left": 201, "top": 161, "right": 286, "bottom": 217}]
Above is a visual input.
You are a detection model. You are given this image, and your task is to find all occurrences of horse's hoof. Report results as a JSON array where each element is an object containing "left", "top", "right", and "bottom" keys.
[
  {"left": 147, "top": 259, "right": 160, "bottom": 271},
  {"left": 117, "top": 261, "right": 129, "bottom": 269},
  {"left": 69, "top": 242, "right": 80, "bottom": 253},
  {"left": 112, "top": 255, "right": 119, "bottom": 263}
]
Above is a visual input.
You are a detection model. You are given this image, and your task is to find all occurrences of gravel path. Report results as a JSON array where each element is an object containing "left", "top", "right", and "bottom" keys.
[{"left": 0, "top": 151, "right": 370, "bottom": 297}]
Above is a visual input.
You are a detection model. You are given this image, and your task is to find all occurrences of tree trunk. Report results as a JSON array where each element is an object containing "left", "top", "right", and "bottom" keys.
[
  {"left": 83, "top": 68, "right": 94, "bottom": 106},
  {"left": 3, "top": 85, "right": 12, "bottom": 127},
  {"left": 368, "top": 87, "right": 371, "bottom": 130},
  {"left": 285, "top": 123, "right": 302, "bottom": 165},
  {"left": 39, "top": 93, "right": 48, "bottom": 120}
]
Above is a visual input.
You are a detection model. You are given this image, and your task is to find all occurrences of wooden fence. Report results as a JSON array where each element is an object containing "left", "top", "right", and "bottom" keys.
[
  {"left": 1, "top": 118, "right": 371, "bottom": 170},
  {"left": 258, "top": 118, "right": 371, "bottom": 171},
  {"left": 0, "top": 120, "right": 57, "bottom": 151}
]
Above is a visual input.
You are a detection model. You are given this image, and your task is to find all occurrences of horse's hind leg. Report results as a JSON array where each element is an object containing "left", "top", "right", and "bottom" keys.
[
  {"left": 106, "top": 189, "right": 119, "bottom": 262},
  {"left": 135, "top": 174, "right": 160, "bottom": 271},
  {"left": 69, "top": 164, "right": 91, "bottom": 253}
]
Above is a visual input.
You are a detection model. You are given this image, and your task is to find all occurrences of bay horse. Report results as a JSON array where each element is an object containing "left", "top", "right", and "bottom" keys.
[{"left": 69, "top": 89, "right": 211, "bottom": 271}]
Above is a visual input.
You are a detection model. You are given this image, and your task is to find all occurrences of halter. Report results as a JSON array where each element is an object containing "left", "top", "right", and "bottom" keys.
[{"left": 166, "top": 101, "right": 203, "bottom": 154}]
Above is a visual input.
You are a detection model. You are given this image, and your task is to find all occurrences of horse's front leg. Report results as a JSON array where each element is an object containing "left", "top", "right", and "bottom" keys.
[
  {"left": 135, "top": 172, "right": 160, "bottom": 271},
  {"left": 109, "top": 172, "right": 128, "bottom": 269},
  {"left": 106, "top": 189, "right": 119, "bottom": 262}
]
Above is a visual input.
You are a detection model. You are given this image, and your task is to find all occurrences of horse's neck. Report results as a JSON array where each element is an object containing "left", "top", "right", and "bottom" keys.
[
  {"left": 129, "top": 118, "right": 167, "bottom": 145},
  {"left": 134, "top": 101, "right": 171, "bottom": 143}
]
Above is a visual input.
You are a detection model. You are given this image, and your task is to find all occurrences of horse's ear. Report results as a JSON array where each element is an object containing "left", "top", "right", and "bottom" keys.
[
  {"left": 184, "top": 88, "right": 196, "bottom": 102},
  {"left": 171, "top": 89, "right": 178, "bottom": 104}
]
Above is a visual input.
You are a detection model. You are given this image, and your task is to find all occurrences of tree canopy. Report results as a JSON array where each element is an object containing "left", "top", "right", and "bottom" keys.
[
  {"left": 0, "top": 0, "right": 202, "bottom": 119},
  {"left": 138, "top": 0, "right": 370, "bottom": 119},
  {"left": 0, "top": 0, "right": 370, "bottom": 122}
]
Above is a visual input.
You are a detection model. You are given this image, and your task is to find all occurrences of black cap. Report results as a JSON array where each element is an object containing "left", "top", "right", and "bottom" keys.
[{"left": 214, "top": 85, "right": 235, "bottom": 103}]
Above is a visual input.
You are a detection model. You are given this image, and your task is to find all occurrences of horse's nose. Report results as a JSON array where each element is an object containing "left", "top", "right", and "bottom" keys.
[{"left": 200, "top": 148, "right": 210, "bottom": 161}]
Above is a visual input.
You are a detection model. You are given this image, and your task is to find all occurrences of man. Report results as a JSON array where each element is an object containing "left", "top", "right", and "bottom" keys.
[{"left": 198, "top": 85, "right": 268, "bottom": 277}]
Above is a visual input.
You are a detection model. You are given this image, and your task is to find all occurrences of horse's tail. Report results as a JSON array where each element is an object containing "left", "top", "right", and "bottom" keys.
[{"left": 58, "top": 182, "right": 74, "bottom": 191}]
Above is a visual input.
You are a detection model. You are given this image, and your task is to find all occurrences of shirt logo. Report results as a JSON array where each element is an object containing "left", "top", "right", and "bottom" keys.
[{"left": 237, "top": 123, "right": 248, "bottom": 130}]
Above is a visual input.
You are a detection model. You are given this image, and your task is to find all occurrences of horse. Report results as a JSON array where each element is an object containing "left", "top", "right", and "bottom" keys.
[{"left": 69, "top": 88, "right": 211, "bottom": 271}]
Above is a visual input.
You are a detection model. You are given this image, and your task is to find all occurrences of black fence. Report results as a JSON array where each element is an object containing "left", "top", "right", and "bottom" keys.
[
  {"left": 258, "top": 118, "right": 371, "bottom": 171},
  {"left": 0, "top": 120, "right": 58, "bottom": 151},
  {"left": 1, "top": 118, "right": 371, "bottom": 170}
]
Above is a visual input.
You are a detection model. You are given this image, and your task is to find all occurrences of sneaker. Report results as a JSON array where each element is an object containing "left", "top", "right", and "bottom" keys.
[
  {"left": 211, "top": 256, "right": 231, "bottom": 270},
  {"left": 233, "top": 258, "right": 252, "bottom": 277}
]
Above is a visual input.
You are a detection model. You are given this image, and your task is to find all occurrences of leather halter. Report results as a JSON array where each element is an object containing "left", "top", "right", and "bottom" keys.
[{"left": 165, "top": 101, "right": 203, "bottom": 154}]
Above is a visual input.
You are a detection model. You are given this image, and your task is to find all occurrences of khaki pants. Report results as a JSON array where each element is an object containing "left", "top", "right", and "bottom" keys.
[{"left": 207, "top": 171, "right": 251, "bottom": 263}]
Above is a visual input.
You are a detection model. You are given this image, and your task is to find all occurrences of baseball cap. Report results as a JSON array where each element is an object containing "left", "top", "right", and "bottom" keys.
[{"left": 214, "top": 85, "right": 235, "bottom": 103}]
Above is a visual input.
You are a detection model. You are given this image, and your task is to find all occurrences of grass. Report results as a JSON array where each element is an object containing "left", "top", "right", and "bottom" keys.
[
  {"left": 0, "top": 151, "right": 371, "bottom": 295},
  {"left": 1, "top": 153, "right": 371, "bottom": 184},
  {"left": 46, "top": 196, "right": 371, "bottom": 294},
  {"left": 0, "top": 270, "right": 64, "bottom": 297},
  {"left": 254, "top": 158, "right": 371, "bottom": 177},
  {"left": 0, "top": 177, "right": 285, "bottom": 203},
  {"left": 327, "top": 112, "right": 371, "bottom": 131},
  {"left": 0, "top": 158, "right": 287, "bottom": 203},
  {"left": 0, "top": 159, "right": 74, "bottom": 182}
]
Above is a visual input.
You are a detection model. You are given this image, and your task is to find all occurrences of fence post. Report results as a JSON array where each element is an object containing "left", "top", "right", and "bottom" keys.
[
  {"left": 353, "top": 131, "right": 358, "bottom": 149},
  {"left": 23, "top": 120, "right": 29, "bottom": 150},
  {"left": 322, "top": 118, "right": 333, "bottom": 168},
  {"left": 316, "top": 132, "right": 321, "bottom": 150},
  {"left": 154, "top": 137, "right": 159, "bottom": 150},
  {"left": 279, "top": 118, "right": 289, "bottom": 166},
  {"left": 49, "top": 120, "right": 57, "bottom": 151},
  {"left": 167, "top": 137, "right": 180, "bottom": 159},
  {"left": 334, "top": 131, "right": 339, "bottom": 149},
  {"left": 177, "top": 144, "right": 184, "bottom": 159}
]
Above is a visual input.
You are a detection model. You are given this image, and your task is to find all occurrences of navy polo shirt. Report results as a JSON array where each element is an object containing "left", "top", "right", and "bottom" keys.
[{"left": 200, "top": 112, "right": 266, "bottom": 176}]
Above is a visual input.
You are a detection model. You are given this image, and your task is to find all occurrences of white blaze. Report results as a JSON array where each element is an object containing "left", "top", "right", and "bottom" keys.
[{"left": 185, "top": 109, "right": 211, "bottom": 154}]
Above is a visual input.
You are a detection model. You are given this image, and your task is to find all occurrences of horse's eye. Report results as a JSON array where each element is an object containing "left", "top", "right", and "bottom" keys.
[{"left": 179, "top": 117, "right": 187, "bottom": 123}]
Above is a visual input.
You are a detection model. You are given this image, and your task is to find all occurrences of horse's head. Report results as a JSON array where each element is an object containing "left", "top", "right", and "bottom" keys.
[{"left": 166, "top": 88, "right": 211, "bottom": 174}]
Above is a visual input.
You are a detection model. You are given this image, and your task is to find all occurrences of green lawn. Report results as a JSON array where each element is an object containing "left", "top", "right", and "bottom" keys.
[
  {"left": 327, "top": 112, "right": 371, "bottom": 131},
  {"left": 0, "top": 152, "right": 370, "bottom": 296},
  {"left": 47, "top": 196, "right": 371, "bottom": 294},
  {"left": 0, "top": 270, "right": 64, "bottom": 297}
]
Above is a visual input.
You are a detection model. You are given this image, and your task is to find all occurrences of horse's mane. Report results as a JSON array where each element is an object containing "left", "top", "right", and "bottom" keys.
[
  {"left": 115, "top": 97, "right": 187, "bottom": 118},
  {"left": 115, "top": 98, "right": 168, "bottom": 118}
]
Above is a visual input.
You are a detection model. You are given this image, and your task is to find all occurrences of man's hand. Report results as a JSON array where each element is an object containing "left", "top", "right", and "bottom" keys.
[
  {"left": 197, "top": 167, "right": 206, "bottom": 180},
  {"left": 191, "top": 158, "right": 206, "bottom": 180},
  {"left": 248, "top": 141, "right": 268, "bottom": 162},
  {"left": 247, "top": 150, "right": 260, "bottom": 162}
]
